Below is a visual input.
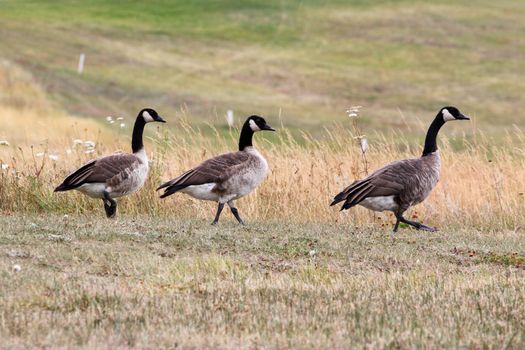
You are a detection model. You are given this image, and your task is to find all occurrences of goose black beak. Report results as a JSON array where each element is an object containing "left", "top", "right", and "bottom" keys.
[
  {"left": 457, "top": 113, "right": 470, "bottom": 121},
  {"left": 263, "top": 124, "right": 276, "bottom": 131},
  {"left": 156, "top": 116, "right": 167, "bottom": 123}
]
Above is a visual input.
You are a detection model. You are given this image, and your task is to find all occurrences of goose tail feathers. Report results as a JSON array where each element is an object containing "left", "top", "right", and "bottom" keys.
[
  {"left": 331, "top": 179, "right": 373, "bottom": 211},
  {"left": 54, "top": 183, "right": 70, "bottom": 192},
  {"left": 157, "top": 180, "right": 187, "bottom": 198}
]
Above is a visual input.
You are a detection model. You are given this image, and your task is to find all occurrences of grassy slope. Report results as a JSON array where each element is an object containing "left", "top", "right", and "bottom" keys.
[
  {"left": 0, "top": 0, "right": 524, "bottom": 137},
  {"left": 1, "top": 215, "right": 525, "bottom": 348},
  {"left": 0, "top": 60, "right": 114, "bottom": 149}
]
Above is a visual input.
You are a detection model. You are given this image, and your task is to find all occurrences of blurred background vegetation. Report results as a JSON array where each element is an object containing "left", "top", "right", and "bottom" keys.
[{"left": 0, "top": 0, "right": 524, "bottom": 141}]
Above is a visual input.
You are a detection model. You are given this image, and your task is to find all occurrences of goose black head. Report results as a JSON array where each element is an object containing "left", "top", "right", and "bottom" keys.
[
  {"left": 440, "top": 106, "right": 470, "bottom": 122},
  {"left": 139, "top": 108, "right": 166, "bottom": 123},
  {"left": 247, "top": 115, "right": 275, "bottom": 132}
]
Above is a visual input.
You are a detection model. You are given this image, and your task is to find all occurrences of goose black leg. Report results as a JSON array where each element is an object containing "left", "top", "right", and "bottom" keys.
[
  {"left": 394, "top": 213, "right": 436, "bottom": 232},
  {"left": 393, "top": 217, "right": 401, "bottom": 233},
  {"left": 227, "top": 201, "right": 244, "bottom": 225},
  {"left": 103, "top": 191, "right": 117, "bottom": 218},
  {"left": 212, "top": 203, "right": 225, "bottom": 225}
]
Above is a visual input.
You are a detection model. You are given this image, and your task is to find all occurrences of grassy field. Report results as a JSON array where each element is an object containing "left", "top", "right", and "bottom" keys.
[
  {"left": 1, "top": 1, "right": 525, "bottom": 348},
  {"left": 1, "top": 215, "right": 525, "bottom": 348},
  {"left": 2, "top": 44, "right": 525, "bottom": 231},
  {"left": 0, "top": 0, "right": 525, "bottom": 137}
]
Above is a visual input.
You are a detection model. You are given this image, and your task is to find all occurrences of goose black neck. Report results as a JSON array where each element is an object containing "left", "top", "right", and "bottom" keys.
[
  {"left": 132, "top": 117, "right": 146, "bottom": 153},
  {"left": 422, "top": 116, "right": 445, "bottom": 156},
  {"left": 238, "top": 122, "right": 254, "bottom": 151}
]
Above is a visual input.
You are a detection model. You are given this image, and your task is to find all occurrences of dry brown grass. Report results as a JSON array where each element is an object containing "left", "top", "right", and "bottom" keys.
[
  {"left": 1, "top": 215, "right": 525, "bottom": 349},
  {"left": 1, "top": 111, "right": 524, "bottom": 231}
]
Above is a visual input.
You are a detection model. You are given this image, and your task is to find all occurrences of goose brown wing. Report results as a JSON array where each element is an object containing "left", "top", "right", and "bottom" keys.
[
  {"left": 157, "top": 151, "right": 251, "bottom": 198},
  {"left": 331, "top": 159, "right": 419, "bottom": 209},
  {"left": 55, "top": 153, "right": 141, "bottom": 191}
]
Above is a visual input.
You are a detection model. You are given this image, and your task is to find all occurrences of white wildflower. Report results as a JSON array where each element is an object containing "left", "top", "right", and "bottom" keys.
[
  {"left": 120, "top": 123, "right": 125, "bottom": 128},
  {"left": 360, "top": 137, "right": 368, "bottom": 153},
  {"left": 309, "top": 250, "right": 316, "bottom": 257},
  {"left": 85, "top": 149, "right": 95, "bottom": 154},
  {"left": 12, "top": 264, "right": 21, "bottom": 273},
  {"left": 35, "top": 152, "right": 45, "bottom": 157},
  {"left": 226, "top": 110, "right": 234, "bottom": 127},
  {"left": 116, "top": 117, "right": 124, "bottom": 121},
  {"left": 65, "top": 149, "right": 72, "bottom": 155},
  {"left": 73, "top": 139, "right": 83, "bottom": 146},
  {"left": 48, "top": 154, "right": 59, "bottom": 161},
  {"left": 84, "top": 140, "right": 96, "bottom": 148},
  {"left": 106, "top": 116, "right": 113, "bottom": 122},
  {"left": 346, "top": 105, "right": 362, "bottom": 118},
  {"left": 1, "top": 164, "right": 9, "bottom": 170},
  {"left": 0, "top": 140, "right": 9, "bottom": 146}
]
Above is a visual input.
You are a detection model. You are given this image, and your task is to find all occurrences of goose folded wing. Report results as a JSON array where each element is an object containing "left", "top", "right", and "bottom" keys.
[
  {"left": 57, "top": 154, "right": 140, "bottom": 190},
  {"left": 157, "top": 152, "right": 251, "bottom": 194},
  {"left": 332, "top": 159, "right": 418, "bottom": 207}
]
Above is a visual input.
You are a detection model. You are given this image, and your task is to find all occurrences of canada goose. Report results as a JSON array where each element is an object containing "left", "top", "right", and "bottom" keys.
[
  {"left": 54, "top": 108, "right": 166, "bottom": 218},
  {"left": 157, "top": 115, "right": 275, "bottom": 225},
  {"left": 331, "top": 106, "right": 470, "bottom": 232}
]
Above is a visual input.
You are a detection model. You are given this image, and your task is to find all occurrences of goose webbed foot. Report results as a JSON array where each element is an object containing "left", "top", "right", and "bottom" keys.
[
  {"left": 211, "top": 203, "right": 225, "bottom": 225},
  {"left": 415, "top": 223, "right": 438, "bottom": 232},
  {"left": 406, "top": 219, "right": 438, "bottom": 232},
  {"left": 394, "top": 215, "right": 437, "bottom": 232},
  {"left": 104, "top": 204, "right": 117, "bottom": 218},
  {"left": 228, "top": 201, "right": 245, "bottom": 225},
  {"left": 103, "top": 191, "right": 117, "bottom": 219}
]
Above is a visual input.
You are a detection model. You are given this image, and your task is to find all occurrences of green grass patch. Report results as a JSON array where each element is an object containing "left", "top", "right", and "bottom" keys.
[{"left": 1, "top": 0, "right": 524, "bottom": 139}]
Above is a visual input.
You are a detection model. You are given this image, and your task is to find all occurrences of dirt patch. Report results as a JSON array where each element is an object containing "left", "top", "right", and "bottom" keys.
[{"left": 451, "top": 247, "right": 525, "bottom": 269}]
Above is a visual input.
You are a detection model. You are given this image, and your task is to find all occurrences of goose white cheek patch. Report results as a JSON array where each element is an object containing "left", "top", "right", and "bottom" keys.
[
  {"left": 142, "top": 111, "right": 154, "bottom": 122},
  {"left": 249, "top": 119, "right": 261, "bottom": 131},
  {"left": 442, "top": 109, "right": 455, "bottom": 122}
]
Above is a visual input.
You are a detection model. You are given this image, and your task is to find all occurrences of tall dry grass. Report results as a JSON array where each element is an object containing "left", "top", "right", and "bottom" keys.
[
  {"left": 1, "top": 116, "right": 524, "bottom": 230},
  {"left": 1, "top": 59, "right": 524, "bottom": 230}
]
